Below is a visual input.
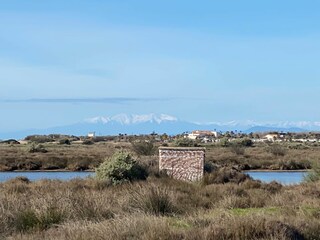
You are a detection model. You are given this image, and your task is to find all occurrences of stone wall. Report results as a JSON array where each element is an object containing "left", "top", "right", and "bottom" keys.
[{"left": 159, "top": 147, "right": 205, "bottom": 182}]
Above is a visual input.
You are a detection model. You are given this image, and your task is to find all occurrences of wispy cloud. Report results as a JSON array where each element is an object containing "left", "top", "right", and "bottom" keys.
[{"left": 1, "top": 97, "right": 173, "bottom": 104}]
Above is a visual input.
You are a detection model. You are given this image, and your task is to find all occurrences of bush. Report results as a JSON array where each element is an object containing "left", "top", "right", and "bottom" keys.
[
  {"left": 230, "top": 144, "right": 245, "bottom": 155},
  {"left": 173, "top": 138, "right": 198, "bottom": 147},
  {"left": 204, "top": 161, "right": 217, "bottom": 173},
  {"left": 261, "top": 181, "right": 283, "bottom": 194},
  {"left": 95, "top": 151, "right": 148, "bottom": 185},
  {"left": 24, "top": 135, "right": 54, "bottom": 143},
  {"left": 304, "top": 163, "right": 320, "bottom": 182},
  {"left": 219, "top": 137, "right": 230, "bottom": 147},
  {"left": 82, "top": 139, "right": 94, "bottom": 145},
  {"left": 27, "top": 143, "right": 48, "bottom": 153},
  {"left": 131, "top": 141, "right": 156, "bottom": 156},
  {"left": 59, "top": 139, "right": 71, "bottom": 145},
  {"left": 130, "top": 185, "right": 177, "bottom": 216},
  {"left": 15, "top": 207, "right": 64, "bottom": 232},
  {"left": 202, "top": 167, "right": 251, "bottom": 185},
  {"left": 267, "top": 144, "right": 287, "bottom": 157},
  {"left": 15, "top": 210, "right": 39, "bottom": 232},
  {"left": 0, "top": 139, "right": 20, "bottom": 144},
  {"left": 237, "top": 138, "right": 253, "bottom": 147}
]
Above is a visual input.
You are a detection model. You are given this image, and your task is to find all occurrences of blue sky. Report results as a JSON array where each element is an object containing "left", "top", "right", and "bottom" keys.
[{"left": 1, "top": 0, "right": 320, "bottom": 131}]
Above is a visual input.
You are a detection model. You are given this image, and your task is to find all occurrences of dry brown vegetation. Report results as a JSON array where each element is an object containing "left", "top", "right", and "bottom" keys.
[
  {"left": 0, "top": 142, "right": 127, "bottom": 171},
  {"left": 1, "top": 139, "right": 319, "bottom": 239},
  {"left": 0, "top": 175, "right": 319, "bottom": 239},
  {"left": 0, "top": 141, "right": 318, "bottom": 171}
]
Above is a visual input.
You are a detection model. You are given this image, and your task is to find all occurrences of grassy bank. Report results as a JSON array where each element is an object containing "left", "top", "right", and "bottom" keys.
[
  {"left": 0, "top": 175, "right": 320, "bottom": 239},
  {"left": 0, "top": 141, "right": 318, "bottom": 171}
]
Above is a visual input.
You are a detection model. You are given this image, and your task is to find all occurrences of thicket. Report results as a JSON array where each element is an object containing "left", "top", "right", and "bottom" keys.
[
  {"left": 27, "top": 143, "right": 48, "bottom": 153},
  {"left": 131, "top": 141, "right": 156, "bottom": 156},
  {"left": 95, "top": 151, "right": 148, "bottom": 185},
  {"left": 59, "top": 139, "right": 71, "bottom": 145},
  {"left": 304, "top": 162, "right": 320, "bottom": 182},
  {"left": 173, "top": 138, "right": 199, "bottom": 147},
  {"left": 267, "top": 144, "right": 287, "bottom": 157}
]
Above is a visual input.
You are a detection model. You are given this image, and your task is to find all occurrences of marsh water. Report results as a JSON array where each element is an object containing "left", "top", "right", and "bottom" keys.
[
  {"left": 0, "top": 171, "right": 94, "bottom": 182},
  {"left": 244, "top": 171, "right": 307, "bottom": 185},
  {"left": 0, "top": 171, "right": 307, "bottom": 184}
]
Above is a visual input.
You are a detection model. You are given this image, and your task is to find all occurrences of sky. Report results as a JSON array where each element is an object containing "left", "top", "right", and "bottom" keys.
[{"left": 1, "top": 0, "right": 320, "bottom": 131}]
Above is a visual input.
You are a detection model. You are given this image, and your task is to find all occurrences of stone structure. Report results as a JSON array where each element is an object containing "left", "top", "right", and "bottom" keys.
[{"left": 159, "top": 147, "right": 205, "bottom": 182}]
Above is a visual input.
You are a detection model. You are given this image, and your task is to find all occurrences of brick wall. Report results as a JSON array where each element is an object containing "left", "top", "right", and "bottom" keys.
[{"left": 159, "top": 147, "right": 205, "bottom": 182}]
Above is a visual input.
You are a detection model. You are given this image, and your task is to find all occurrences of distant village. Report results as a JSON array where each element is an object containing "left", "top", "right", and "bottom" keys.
[
  {"left": 81, "top": 130, "right": 320, "bottom": 145},
  {"left": 1, "top": 130, "right": 320, "bottom": 145},
  {"left": 184, "top": 130, "right": 320, "bottom": 143}
]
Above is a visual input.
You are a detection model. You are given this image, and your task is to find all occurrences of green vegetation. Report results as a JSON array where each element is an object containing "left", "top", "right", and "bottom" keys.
[
  {"left": 130, "top": 185, "right": 177, "bottom": 216},
  {"left": 304, "top": 162, "right": 320, "bottom": 182},
  {"left": 96, "top": 151, "right": 148, "bottom": 185},
  {"left": 59, "top": 138, "right": 71, "bottom": 145},
  {"left": 131, "top": 141, "right": 156, "bottom": 156},
  {"left": 173, "top": 138, "right": 199, "bottom": 147},
  {"left": 267, "top": 143, "right": 287, "bottom": 157},
  {"left": 27, "top": 143, "right": 48, "bottom": 153}
]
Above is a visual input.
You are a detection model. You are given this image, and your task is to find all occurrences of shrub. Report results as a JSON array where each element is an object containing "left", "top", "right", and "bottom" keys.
[
  {"left": 82, "top": 139, "right": 94, "bottom": 145},
  {"left": 304, "top": 162, "right": 320, "bottom": 182},
  {"left": 230, "top": 143, "right": 245, "bottom": 155},
  {"left": 219, "top": 137, "right": 230, "bottom": 147},
  {"left": 27, "top": 143, "right": 48, "bottom": 153},
  {"left": 131, "top": 141, "right": 156, "bottom": 156},
  {"left": 238, "top": 138, "right": 253, "bottom": 147},
  {"left": 59, "top": 139, "right": 71, "bottom": 145},
  {"left": 267, "top": 144, "right": 287, "bottom": 157},
  {"left": 130, "top": 185, "right": 177, "bottom": 216},
  {"left": 15, "top": 207, "right": 64, "bottom": 232},
  {"left": 173, "top": 138, "right": 198, "bottom": 147},
  {"left": 204, "top": 161, "right": 217, "bottom": 173},
  {"left": 24, "top": 135, "right": 54, "bottom": 143},
  {"left": 15, "top": 210, "right": 39, "bottom": 232},
  {"left": 261, "top": 181, "right": 283, "bottom": 194},
  {"left": 0, "top": 139, "right": 20, "bottom": 144},
  {"left": 95, "top": 151, "right": 148, "bottom": 185},
  {"left": 203, "top": 167, "right": 251, "bottom": 185}
]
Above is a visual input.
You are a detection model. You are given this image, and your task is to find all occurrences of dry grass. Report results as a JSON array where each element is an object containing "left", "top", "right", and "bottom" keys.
[
  {"left": 205, "top": 142, "right": 317, "bottom": 170},
  {"left": 0, "top": 142, "right": 131, "bottom": 171},
  {"left": 0, "top": 176, "right": 320, "bottom": 239},
  {"left": 1, "top": 141, "right": 318, "bottom": 171},
  {"left": 0, "top": 141, "right": 320, "bottom": 239}
]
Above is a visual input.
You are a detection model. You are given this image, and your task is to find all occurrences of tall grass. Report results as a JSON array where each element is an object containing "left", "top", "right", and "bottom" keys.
[{"left": 1, "top": 176, "right": 320, "bottom": 239}]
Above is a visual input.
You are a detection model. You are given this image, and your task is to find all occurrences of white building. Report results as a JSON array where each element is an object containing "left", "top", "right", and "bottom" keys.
[
  {"left": 263, "top": 134, "right": 278, "bottom": 142},
  {"left": 187, "top": 130, "right": 219, "bottom": 140},
  {"left": 88, "top": 132, "right": 96, "bottom": 138}
]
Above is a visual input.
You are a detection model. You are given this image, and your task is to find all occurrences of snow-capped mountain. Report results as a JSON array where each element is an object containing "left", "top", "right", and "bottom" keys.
[
  {"left": 84, "top": 114, "right": 178, "bottom": 125},
  {"left": 1, "top": 113, "right": 320, "bottom": 140}
]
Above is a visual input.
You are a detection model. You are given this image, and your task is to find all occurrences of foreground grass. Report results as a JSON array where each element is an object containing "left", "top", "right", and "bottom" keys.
[{"left": 1, "top": 176, "right": 320, "bottom": 239}]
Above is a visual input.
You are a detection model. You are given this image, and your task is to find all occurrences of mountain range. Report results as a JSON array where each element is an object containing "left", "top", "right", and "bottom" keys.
[{"left": 1, "top": 113, "right": 319, "bottom": 140}]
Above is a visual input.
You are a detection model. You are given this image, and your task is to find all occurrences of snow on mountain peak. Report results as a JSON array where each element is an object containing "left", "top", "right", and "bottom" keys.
[{"left": 84, "top": 114, "right": 178, "bottom": 125}]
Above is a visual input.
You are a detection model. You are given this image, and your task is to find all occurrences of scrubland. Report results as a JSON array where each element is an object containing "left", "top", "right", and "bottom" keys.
[
  {"left": 0, "top": 140, "right": 319, "bottom": 239},
  {"left": 0, "top": 141, "right": 318, "bottom": 171},
  {"left": 1, "top": 175, "right": 320, "bottom": 239}
]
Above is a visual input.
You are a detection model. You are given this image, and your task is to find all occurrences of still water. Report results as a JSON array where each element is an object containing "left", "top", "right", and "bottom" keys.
[
  {"left": 0, "top": 171, "right": 94, "bottom": 182},
  {"left": 245, "top": 171, "right": 307, "bottom": 185},
  {"left": 0, "top": 171, "right": 308, "bottom": 184}
]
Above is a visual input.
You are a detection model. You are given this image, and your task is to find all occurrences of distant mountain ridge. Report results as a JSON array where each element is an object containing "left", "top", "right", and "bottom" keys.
[
  {"left": 84, "top": 114, "right": 178, "bottom": 125},
  {"left": 1, "top": 113, "right": 320, "bottom": 140}
]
